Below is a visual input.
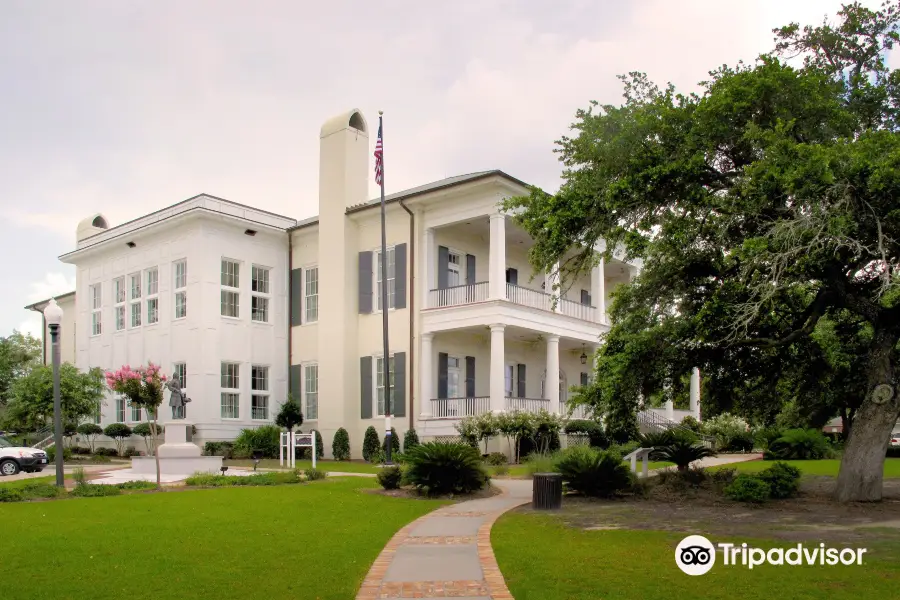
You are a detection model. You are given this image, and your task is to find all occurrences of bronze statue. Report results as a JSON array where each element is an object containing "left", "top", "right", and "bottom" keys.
[{"left": 165, "top": 377, "right": 191, "bottom": 419}]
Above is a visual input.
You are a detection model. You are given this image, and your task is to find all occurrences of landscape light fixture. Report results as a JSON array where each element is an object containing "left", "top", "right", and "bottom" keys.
[{"left": 580, "top": 344, "right": 588, "bottom": 365}]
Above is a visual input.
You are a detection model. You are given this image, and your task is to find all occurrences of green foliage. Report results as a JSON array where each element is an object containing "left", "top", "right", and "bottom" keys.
[
  {"left": 701, "top": 413, "right": 749, "bottom": 449},
  {"left": 362, "top": 426, "right": 381, "bottom": 462},
  {"left": 115, "top": 480, "right": 157, "bottom": 491},
  {"left": 19, "top": 482, "right": 61, "bottom": 499},
  {"left": 758, "top": 461, "right": 802, "bottom": 499},
  {"left": 403, "top": 428, "right": 420, "bottom": 451},
  {"left": 332, "top": 428, "right": 351, "bottom": 461},
  {"left": 72, "top": 466, "right": 87, "bottom": 486},
  {"left": 609, "top": 440, "right": 641, "bottom": 457},
  {"left": 724, "top": 475, "right": 771, "bottom": 504},
  {"left": 304, "top": 468, "right": 327, "bottom": 481},
  {"left": 382, "top": 427, "right": 400, "bottom": 456},
  {"left": 524, "top": 452, "right": 558, "bottom": 477},
  {"left": 563, "top": 419, "right": 609, "bottom": 448},
  {"left": 554, "top": 446, "right": 633, "bottom": 497},
  {"left": 312, "top": 429, "right": 324, "bottom": 459},
  {"left": 275, "top": 396, "right": 304, "bottom": 432},
  {"left": 766, "top": 428, "right": 833, "bottom": 460},
  {"left": 185, "top": 471, "right": 301, "bottom": 487},
  {"left": 0, "top": 488, "right": 23, "bottom": 502},
  {"left": 720, "top": 431, "right": 755, "bottom": 453},
  {"left": 639, "top": 430, "right": 675, "bottom": 448},
  {"left": 650, "top": 432, "right": 715, "bottom": 471},
  {"left": 376, "top": 465, "right": 403, "bottom": 490},
  {"left": 46, "top": 444, "right": 72, "bottom": 463},
  {"left": 0, "top": 330, "right": 42, "bottom": 407},
  {"left": 711, "top": 467, "right": 737, "bottom": 487},
  {"left": 132, "top": 422, "right": 162, "bottom": 455},
  {"left": 103, "top": 423, "right": 132, "bottom": 456},
  {"left": 492, "top": 464, "right": 510, "bottom": 476},
  {"left": 485, "top": 452, "right": 508, "bottom": 466},
  {"left": 76, "top": 422, "right": 103, "bottom": 453},
  {"left": 234, "top": 425, "right": 281, "bottom": 459},
  {"left": 5, "top": 364, "right": 104, "bottom": 431},
  {"left": 203, "top": 441, "right": 234, "bottom": 458},
  {"left": 70, "top": 484, "right": 122, "bottom": 498},
  {"left": 403, "top": 442, "right": 489, "bottom": 495},
  {"left": 454, "top": 414, "right": 482, "bottom": 449},
  {"left": 753, "top": 426, "right": 784, "bottom": 452},
  {"left": 680, "top": 415, "right": 701, "bottom": 433}
]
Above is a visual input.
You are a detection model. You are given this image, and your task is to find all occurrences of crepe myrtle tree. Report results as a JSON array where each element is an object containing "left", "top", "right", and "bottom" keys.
[{"left": 106, "top": 364, "right": 166, "bottom": 487}]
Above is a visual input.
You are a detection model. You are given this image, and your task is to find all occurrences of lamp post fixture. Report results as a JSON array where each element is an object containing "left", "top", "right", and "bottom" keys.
[{"left": 43, "top": 298, "right": 65, "bottom": 487}]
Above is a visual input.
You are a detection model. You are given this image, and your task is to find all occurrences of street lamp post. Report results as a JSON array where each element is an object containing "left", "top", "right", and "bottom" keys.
[{"left": 43, "top": 298, "right": 65, "bottom": 487}]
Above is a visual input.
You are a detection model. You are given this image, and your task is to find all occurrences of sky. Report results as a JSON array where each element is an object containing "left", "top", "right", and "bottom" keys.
[{"left": 0, "top": 0, "right": 884, "bottom": 338}]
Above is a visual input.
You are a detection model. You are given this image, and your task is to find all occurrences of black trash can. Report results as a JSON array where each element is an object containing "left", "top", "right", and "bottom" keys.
[{"left": 532, "top": 473, "right": 563, "bottom": 510}]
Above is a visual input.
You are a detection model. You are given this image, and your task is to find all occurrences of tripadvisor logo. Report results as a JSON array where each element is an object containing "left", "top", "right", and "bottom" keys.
[{"left": 675, "top": 535, "right": 867, "bottom": 575}]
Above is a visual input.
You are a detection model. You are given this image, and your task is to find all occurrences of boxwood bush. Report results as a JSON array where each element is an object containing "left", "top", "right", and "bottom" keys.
[
  {"left": 332, "top": 428, "right": 351, "bottom": 461},
  {"left": 403, "top": 428, "right": 420, "bottom": 451},
  {"left": 758, "top": 461, "right": 802, "bottom": 499},
  {"left": 554, "top": 446, "right": 633, "bottom": 497},
  {"left": 376, "top": 465, "right": 404, "bottom": 490},
  {"left": 233, "top": 425, "right": 281, "bottom": 459},
  {"left": 724, "top": 474, "right": 770, "bottom": 503},
  {"left": 404, "top": 442, "right": 489, "bottom": 495},
  {"left": 363, "top": 426, "right": 381, "bottom": 462}
]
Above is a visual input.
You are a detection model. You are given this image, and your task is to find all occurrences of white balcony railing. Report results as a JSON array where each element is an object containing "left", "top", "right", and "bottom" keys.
[
  {"left": 558, "top": 298, "right": 596, "bottom": 321},
  {"left": 505, "top": 397, "right": 551, "bottom": 412},
  {"left": 506, "top": 283, "right": 552, "bottom": 311},
  {"left": 428, "top": 282, "right": 489, "bottom": 308},
  {"left": 560, "top": 400, "right": 589, "bottom": 420},
  {"left": 430, "top": 397, "right": 491, "bottom": 418}
]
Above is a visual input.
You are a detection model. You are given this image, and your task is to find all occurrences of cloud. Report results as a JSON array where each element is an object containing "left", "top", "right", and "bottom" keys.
[{"left": 27, "top": 272, "right": 76, "bottom": 304}]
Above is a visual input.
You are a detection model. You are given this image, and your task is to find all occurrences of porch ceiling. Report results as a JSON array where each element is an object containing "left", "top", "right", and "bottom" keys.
[{"left": 429, "top": 324, "right": 597, "bottom": 351}]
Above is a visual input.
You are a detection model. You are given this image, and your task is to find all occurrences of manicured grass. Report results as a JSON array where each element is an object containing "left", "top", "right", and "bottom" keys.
[
  {"left": 225, "top": 458, "right": 382, "bottom": 474},
  {"left": 493, "top": 511, "right": 900, "bottom": 600},
  {"left": 0, "top": 478, "right": 445, "bottom": 600},
  {"left": 713, "top": 458, "right": 900, "bottom": 478},
  {"left": 0, "top": 475, "right": 56, "bottom": 489}
]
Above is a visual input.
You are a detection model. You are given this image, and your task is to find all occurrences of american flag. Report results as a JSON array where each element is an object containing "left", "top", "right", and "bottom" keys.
[{"left": 374, "top": 120, "right": 384, "bottom": 186}]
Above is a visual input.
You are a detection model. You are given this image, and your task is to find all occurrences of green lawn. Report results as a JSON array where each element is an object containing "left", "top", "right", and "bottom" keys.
[
  {"left": 713, "top": 458, "right": 900, "bottom": 478},
  {"left": 493, "top": 511, "right": 900, "bottom": 600},
  {"left": 0, "top": 478, "right": 444, "bottom": 600},
  {"left": 225, "top": 458, "right": 382, "bottom": 474},
  {"left": 0, "top": 475, "right": 56, "bottom": 489}
]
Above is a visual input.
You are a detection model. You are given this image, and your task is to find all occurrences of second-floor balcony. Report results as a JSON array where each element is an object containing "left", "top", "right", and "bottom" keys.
[{"left": 428, "top": 281, "right": 599, "bottom": 323}]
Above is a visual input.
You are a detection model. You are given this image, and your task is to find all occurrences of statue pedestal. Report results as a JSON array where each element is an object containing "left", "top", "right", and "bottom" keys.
[{"left": 131, "top": 421, "right": 223, "bottom": 475}]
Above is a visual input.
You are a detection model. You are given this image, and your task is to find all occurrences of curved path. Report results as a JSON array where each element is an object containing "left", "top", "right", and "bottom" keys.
[{"left": 356, "top": 479, "right": 532, "bottom": 599}]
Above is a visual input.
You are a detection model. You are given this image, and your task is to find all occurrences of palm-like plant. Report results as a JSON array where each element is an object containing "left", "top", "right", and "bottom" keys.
[
  {"left": 404, "top": 442, "right": 489, "bottom": 495},
  {"left": 652, "top": 432, "right": 716, "bottom": 471}
]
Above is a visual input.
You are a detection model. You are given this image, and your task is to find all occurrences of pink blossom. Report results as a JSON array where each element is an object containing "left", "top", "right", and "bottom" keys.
[{"left": 160, "top": 374, "right": 167, "bottom": 381}]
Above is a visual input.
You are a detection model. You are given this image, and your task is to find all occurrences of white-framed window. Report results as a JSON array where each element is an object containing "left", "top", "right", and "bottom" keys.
[
  {"left": 447, "top": 356, "right": 461, "bottom": 398},
  {"left": 304, "top": 267, "right": 318, "bottom": 323},
  {"left": 114, "top": 276, "right": 126, "bottom": 304},
  {"left": 251, "top": 365, "right": 269, "bottom": 420},
  {"left": 375, "top": 247, "right": 396, "bottom": 311},
  {"left": 90, "top": 283, "right": 102, "bottom": 336},
  {"left": 251, "top": 265, "right": 270, "bottom": 323},
  {"left": 504, "top": 364, "right": 515, "bottom": 397},
  {"left": 129, "top": 272, "right": 141, "bottom": 327},
  {"left": 145, "top": 267, "right": 159, "bottom": 324},
  {"left": 304, "top": 364, "right": 318, "bottom": 420},
  {"left": 221, "top": 362, "right": 240, "bottom": 419},
  {"left": 174, "top": 259, "right": 187, "bottom": 319},
  {"left": 173, "top": 362, "right": 187, "bottom": 389},
  {"left": 374, "top": 355, "right": 395, "bottom": 417},
  {"left": 115, "top": 306, "right": 125, "bottom": 331},
  {"left": 221, "top": 259, "right": 240, "bottom": 318},
  {"left": 448, "top": 251, "right": 462, "bottom": 287},
  {"left": 131, "top": 403, "right": 142, "bottom": 422},
  {"left": 115, "top": 398, "right": 126, "bottom": 423}
]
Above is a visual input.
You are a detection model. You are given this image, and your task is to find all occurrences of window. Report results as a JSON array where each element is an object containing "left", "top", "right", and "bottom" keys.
[
  {"left": 114, "top": 277, "right": 126, "bottom": 331},
  {"left": 146, "top": 267, "right": 159, "bottom": 324},
  {"left": 251, "top": 296, "right": 268, "bottom": 322},
  {"left": 90, "top": 283, "right": 102, "bottom": 336},
  {"left": 221, "top": 362, "right": 240, "bottom": 419},
  {"left": 305, "top": 267, "right": 318, "bottom": 323},
  {"left": 115, "top": 398, "right": 126, "bottom": 423},
  {"left": 447, "top": 356, "right": 461, "bottom": 398},
  {"left": 251, "top": 266, "right": 270, "bottom": 323},
  {"left": 251, "top": 265, "right": 269, "bottom": 293},
  {"left": 448, "top": 252, "right": 461, "bottom": 287},
  {"left": 131, "top": 403, "right": 142, "bottom": 422},
  {"left": 304, "top": 364, "right": 318, "bottom": 420},
  {"left": 251, "top": 365, "right": 269, "bottom": 419},
  {"left": 173, "top": 362, "right": 187, "bottom": 389},
  {"left": 174, "top": 259, "right": 187, "bottom": 319},
  {"left": 129, "top": 272, "right": 141, "bottom": 327},
  {"left": 374, "top": 355, "right": 395, "bottom": 416},
  {"left": 221, "top": 259, "right": 240, "bottom": 318},
  {"left": 504, "top": 365, "right": 515, "bottom": 397},
  {"left": 375, "top": 247, "right": 396, "bottom": 311}
]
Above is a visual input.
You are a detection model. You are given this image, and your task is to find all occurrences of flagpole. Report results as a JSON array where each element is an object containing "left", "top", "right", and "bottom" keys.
[{"left": 377, "top": 111, "right": 392, "bottom": 466}]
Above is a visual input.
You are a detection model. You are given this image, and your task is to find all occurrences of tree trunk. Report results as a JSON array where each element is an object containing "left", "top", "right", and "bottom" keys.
[
  {"left": 151, "top": 411, "right": 161, "bottom": 488},
  {"left": 834, "top": 329, "right": 899, "bottom": 502}
]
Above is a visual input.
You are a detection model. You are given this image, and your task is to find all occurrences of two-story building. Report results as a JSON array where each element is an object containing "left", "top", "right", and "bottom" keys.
[{"left": 28, "top": 108, "right": 639, "bottom": 458}]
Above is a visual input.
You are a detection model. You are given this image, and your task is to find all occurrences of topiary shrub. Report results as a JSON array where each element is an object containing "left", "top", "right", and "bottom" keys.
[
  {"left": 376, "top": 465, "right": 403, "bottom": 490},
  {"left": 758, "top": 461, "right": 802, "bottom": 499},
  {"left": 485, "top": 452, "right": 508, "bottom": 466},
  {"left": 76, "top": 423, "right": 103, "bottom": 453},
  {"left": 554, "top": 446, "right": 633, "bottom": 497},
  {"left": 383, "top": 427, "right": 400, "bottom": 456},
  {"left": 403, "top": 442, "right": 489, "bottom": 495},
  {"left": 724, "top": 474, "right": 770, "bottom": 503},
  {"left": 103, "top": 423, "right": 133, "bottom": 456},
  {"left": 766, "top": 428, "right": 832, "bottom": 460},
  {"left": 403, "top": 428, "right": 420, "bottom": 452},
  {"left": 234, "top": 425, "right": 281, "bottom": 459},
  {"left": 651, "top": 431, "right": 716, "bottom": 471},
  {"left": 363, "top": 426, "right": 381, "bottom": 462},
  {"left": 332, "top": 428, "right": 351, "bottom": 461}
]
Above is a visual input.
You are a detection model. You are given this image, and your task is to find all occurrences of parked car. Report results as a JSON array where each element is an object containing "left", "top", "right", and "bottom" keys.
[
  {"left": 0, "top": 436, "right": 48, "bottom": 476},
  {"left": 890, "top": 433, "right": 900, "bottom": 447}
]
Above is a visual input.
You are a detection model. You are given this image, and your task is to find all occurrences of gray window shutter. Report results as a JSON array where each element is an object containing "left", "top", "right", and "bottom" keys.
[
  {"left": 360, "top": 356, "right": 373, "bottom": 419},
  {"left": 290, "top": 268, "right": 303, "bottom": 326},
  {"left": 358, "top": 251, "right": 373, "bottom": 314},
  {"left": 517, "top": 364, "right": 526, "bottom": 398},
  {"left": 506, "top": 268, "right": 518, "bottom": 286},
  {"left": 437, "top": 246, "right": 449, "bottom": 289},
  {"left": 580, "top": 372, "right": 589, "bottom": 386},
  {"left": 290, "top": 364, "right": 302, "bottom": 403},
  {"left": 393, "top": 352, "right": 406, "bottom": 417},
  {"left": 394, "top": 243, "right": 407, "bottom": 309},
  {"left": 437, "top": 352, "right": 449, "bottom": 398},
  {"left": 465, "top": 254, "right": 476, "bottom": 286},
  {"left": 581, "top": 289, "right": 591, "bottom": 306},
  {"left": 465, "top": 356, "right": 475, "bottom": 397}
]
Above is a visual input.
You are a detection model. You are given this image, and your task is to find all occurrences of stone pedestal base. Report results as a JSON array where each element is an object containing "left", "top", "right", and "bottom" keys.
[{"left": 130, "top": 421, "right": 222, "bottom": 475}]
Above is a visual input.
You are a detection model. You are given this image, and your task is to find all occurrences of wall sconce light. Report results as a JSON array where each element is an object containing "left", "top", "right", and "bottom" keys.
[{"left": 580, "top": 344, "right": 588, "bottom": 365}]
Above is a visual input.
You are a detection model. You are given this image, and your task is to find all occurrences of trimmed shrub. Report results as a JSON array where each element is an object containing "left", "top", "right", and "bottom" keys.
[
  {"left": 115, "top": 480, "right": 157, "bottom": 490},
  {"left": 0, "top": 488, "right": 24, "bottom": 502},
  {"left": 651, "top": 432, "right": 715, "bottom": 471},
  {"left": 332, "top": 428, "right": 351, "bottom": 461},
  {"left": 485, "top": 452, "right": 508, "bottom": 466},
  {"left": 103, "top": 423, "right": 133, "bottom": 456},
  {"left": 724, "top": 474, "right": 770, "bottom": 503},
  {"left": 403, "top": 428, "right": 420, "bottom": 452},
  {"left": 185, "top": 471, "right": 301, "bottom": 487},
  {"left": 554, "top": 446, "right": 633, "bottom": 497},
  {"left": 403, "top": 442, "right": 489, "bottom": 495},
  {"left": 70, "top": 484, "right": 122, "bottom": 498},
  {"left": 94, "top": 447, "right": 118, "bottom": 457},
  {"left": 203, "top": 441, "right": 234, "bottom": 459},
  {"left": 376, "top": 465, "right": 403, "bottom": 490},
  {"left": 20, "top": 482, "right": 61, "bottom": 499},
  {"left": 758, "top": 461, "right": 802, "bottom": 499},
  {"left": 711, "top": 467, "right": 737, "bottom": 486},
  {"left": 234, "top": 425, "right": 281, "bottom": 459},
  {"left": 76, "top": 423, "right": 103, "bottom": 453},
  {"left": 680, "top": 415, "right": 702, "bottom": 433},
  {"left": 363, "top": 426, "right": 381, "bottom": 462},
  {"left": 46, "top": 445, "right": 72, "bottom": 463},
  {"left": 304, "top": 468, "right": 327, "bottom": 481},
  {"left": 766, "top": 428, "right": 832, "bottom": 460},
  {"left": 564, "top": 419, "right": 609, "bottom": 448},
  {"left": 123, "top": 447, "right": 140, "bottom": 458},
  {"left": 383, "top": 427, "right": 400, "bottom": 456}
]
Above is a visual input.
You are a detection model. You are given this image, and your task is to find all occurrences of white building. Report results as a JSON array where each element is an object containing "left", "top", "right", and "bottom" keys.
[{"left": 27, "top": 108, "right": 642, "bottom": 458}]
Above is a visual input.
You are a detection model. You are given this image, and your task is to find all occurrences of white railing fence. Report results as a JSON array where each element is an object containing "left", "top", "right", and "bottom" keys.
[
  {"left": 506, "top": 284, "right": 552, "bottom": 311},
  {"left": 558, "top": 298, "right": 596, "bottom": 322},
  {"left": 430, "top": 397, "right": 491, "bottom": 418},
  {"left": 560, "top": 400, "right": 589, "bottom": 420},
  {"left": 505, "top": 397, "right": 551, "bottom": 412},
  {"left": 428, "top": 282, "right": 489, "bottom": 308}
]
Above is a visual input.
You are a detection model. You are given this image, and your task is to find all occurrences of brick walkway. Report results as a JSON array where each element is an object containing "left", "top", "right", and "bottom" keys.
[{"left": 356, "top": 479, "right": 532, "bottom": 600}]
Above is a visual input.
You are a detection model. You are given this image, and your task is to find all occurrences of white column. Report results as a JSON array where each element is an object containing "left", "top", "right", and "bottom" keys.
[
  {"left": 546, "top": 335, "right": 560, "bottom": 414},
  {"left": 665, "top": 399, "right": 675, "bottom": 422},
  {"left": 424, "top": 227, "right": 436, "bottom": 306},
  {"left": 592, "top": 257, "right": 606, "bottom": 324},
  {"left": 490, "top": 324, "right": 506, "bottom": 412},
  {"left": 690, "top": 367, "right": 701, "bottom": 421},
  {"left": 489, "top": 213, "right": 506, "bottom": 300},
  {"left": 420, "top": 333, "right": 434, "bottom": 417}
]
